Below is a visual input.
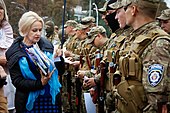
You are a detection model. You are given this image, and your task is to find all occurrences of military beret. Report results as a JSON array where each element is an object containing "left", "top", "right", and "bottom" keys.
[
  {"left": 64, "top": 20, "right": 78, "bottom": 28},
  {"left": 157, "top": 9, "right": 170, "bottom": 20},
  {"left": 81, "top": 16, "right": 95, "bottom": 25},
  {"left": 86, "top": 26, "right": 106, "bottom": 43}
]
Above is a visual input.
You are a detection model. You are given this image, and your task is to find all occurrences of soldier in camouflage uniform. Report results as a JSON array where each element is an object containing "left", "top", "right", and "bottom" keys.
[
  {"left": 157, "top": 8, "right": 170, "bottom": 34},
  {"left": 65, "top": 23, "right": 91, "bottom": 61},
  {"left": 62, "top": 18, "right": 96, "bottom": 113},
  {"left": 98, "top": 1, "right": 134, "bottom": 113},
  {"left": 64, "top": 17, "right": 95, "bottom": 60},
  {"left": 66, "top": 18, "right": 98, "bottom": 113},
  {"left": 76, "top": 26, "right": 108, "bottom": 113},
  {"left": 63, "top": 20, "right": 78, "bottom": 50},
  {"left": 87, "top": 1, "right": 134, "bottom": 112},
  {"left": 98, "top": 0, "right": 129, "bottom": 51},
  {"left": 98, "top": 0, "right": 120, "bottom": 34},
  {"left": 77, "top": 26, "right": 108, "bottom": 80},
  {"left": 77, "top": 16, "right": 97, "bottom": 70},
  {"left": 70, "top": 18, "right": 97, "bottom": 113},
  {"left": 62, "top": 20, "right": 97, "bottom": 113},
  {"left": 45, "top": 20, "right": 61, "bottom": 49},
  {"left": 112, "top": 0, "right": 170, "bottom": 113},
  {"left": 61, "top": 20, "right": 78, "bottom": 113}
]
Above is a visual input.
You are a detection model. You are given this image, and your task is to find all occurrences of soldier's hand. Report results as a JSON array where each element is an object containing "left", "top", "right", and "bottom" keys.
[
  {"left": 162, "top": 105, "right": 168, "bottom": 113},
  {"left": 67, "top": 57, "right": 73, "bottom": 61},
  {"left": 64, "top": 50, "right": 72, "bottom": 57},
  {"left": 72, "top": 61, "right": 80, "bottom": 67},
  {"left": 41, "top": 68, "right": 55, "bottom": 86},
  {"left": 76, "top": 70, "right": 86, "bottom": 79},
  {"left": 54, "top": 48, "right": 63, "bottom": 58},
  {"left": 89, "top": 88, "right": 95, "bottom": 97},
  {"left": 82, "top": 80, "right": 89, "bottom": 90},
  {"left": 86, "top": 78, "right": 96, "bottom": 88}
]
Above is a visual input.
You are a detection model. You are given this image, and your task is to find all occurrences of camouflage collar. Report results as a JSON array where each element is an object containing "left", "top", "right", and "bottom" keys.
[{"left": 130, "top": 21, "right": 159, "bottom": 37}]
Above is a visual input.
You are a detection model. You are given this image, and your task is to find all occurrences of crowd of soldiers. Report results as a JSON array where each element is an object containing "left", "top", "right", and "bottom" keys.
[{"left": 44, "top": 0, "right": 170, "bottom": 113}]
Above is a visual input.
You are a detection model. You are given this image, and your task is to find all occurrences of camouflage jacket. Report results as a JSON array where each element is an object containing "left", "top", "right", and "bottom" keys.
[{"left": 117, "top": 21, "right": 170, "bottom": 113}]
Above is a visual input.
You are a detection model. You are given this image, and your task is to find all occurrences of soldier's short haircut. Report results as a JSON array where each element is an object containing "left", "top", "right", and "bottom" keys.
[{"left": 132, "top": 0, "right": 160, "bottom": 19}]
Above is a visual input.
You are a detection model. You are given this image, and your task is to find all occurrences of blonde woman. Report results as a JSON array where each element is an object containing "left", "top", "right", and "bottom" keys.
[{"left": 6, "top": 11, "right": 62, "bottom": 113}]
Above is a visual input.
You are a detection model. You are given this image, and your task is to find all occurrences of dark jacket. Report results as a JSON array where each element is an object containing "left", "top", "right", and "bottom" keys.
[{"left": 5, "top": 36, "right": 54, "bottom": 113}]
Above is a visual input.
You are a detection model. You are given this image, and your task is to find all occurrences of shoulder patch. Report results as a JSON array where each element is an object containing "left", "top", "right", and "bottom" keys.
[{"left": 148, "top": 64, "right": 164, "bottom": 87}]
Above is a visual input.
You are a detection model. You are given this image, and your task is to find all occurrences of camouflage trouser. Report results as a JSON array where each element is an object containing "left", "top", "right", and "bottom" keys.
[
  {"left": 61, "top": 71, "right": 86, "bottom": 113},
  {"left": 61, "top": 71, "right": 74, "bottom": 113},
  {"left": 106, "top": 92, "right": 115, "bottom": 113},
  {"left": 74, "top": 78, "right": 86, "bottom": 113},
  {"left": 0, "top": 87, "right": 8, "bottom": 113}
]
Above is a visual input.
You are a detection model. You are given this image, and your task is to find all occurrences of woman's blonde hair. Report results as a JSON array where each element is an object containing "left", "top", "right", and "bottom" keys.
[
  {"left": 0, "top": 0, "right": 8, "bottom": 21},
  {"left": 18, "top": 11, "right": 44, "bottom": 37}
]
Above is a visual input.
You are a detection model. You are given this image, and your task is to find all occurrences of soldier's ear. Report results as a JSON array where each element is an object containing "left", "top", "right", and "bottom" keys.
[{"left": 131, "top": 5, "right": 138, "bottom": 16}]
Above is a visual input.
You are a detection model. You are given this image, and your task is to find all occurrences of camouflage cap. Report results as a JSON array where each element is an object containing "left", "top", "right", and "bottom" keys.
[
  {"left": 45, "top": 20, "right": 55, "bottom": 33},
  {"left": 122, "top": 0, "right": 160, "bottom": 7},
  {"left": 109, "top": 0, "right": 124, "bottom": 10},
  {"left": 45, "top": 20, "right": 54, "bottom": 27},
  {"left": 73, "top": 24, "right": 88, "bottom": 31},
  {"left": 98, "top": 1, "right": 109, "bottom": 14},
  {"left": 157, "top": 9, "right": 170, "bottom": 20},
  {"left": 98, "top": 0, "right": 118, "bottom": 14},
  {"left": 64, "top": 20, "right": 78, "bottom": 28},
  {"left": 80, "top": 16, "right": 95, "bottom": 25},
  {"left": 86, "top": 26, "right": 106, "bottom": 43}
]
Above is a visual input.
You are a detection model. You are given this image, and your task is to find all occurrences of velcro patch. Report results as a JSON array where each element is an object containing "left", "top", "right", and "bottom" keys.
[{"left": 148, "top": 64, "right": 164, "bottom": 87}]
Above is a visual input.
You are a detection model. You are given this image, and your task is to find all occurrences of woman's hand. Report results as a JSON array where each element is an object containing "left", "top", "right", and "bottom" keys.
[
  {"left": 0, "top": 56, "right": 7, "bottom": 66},
  {"left": 40, "top": 68, "right": 55, "bottom": 86}
]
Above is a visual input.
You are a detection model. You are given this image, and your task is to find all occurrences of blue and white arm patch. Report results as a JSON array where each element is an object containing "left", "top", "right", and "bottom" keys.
[{"left": 148, "top": 64, "right": 164, "bottom": 87}]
